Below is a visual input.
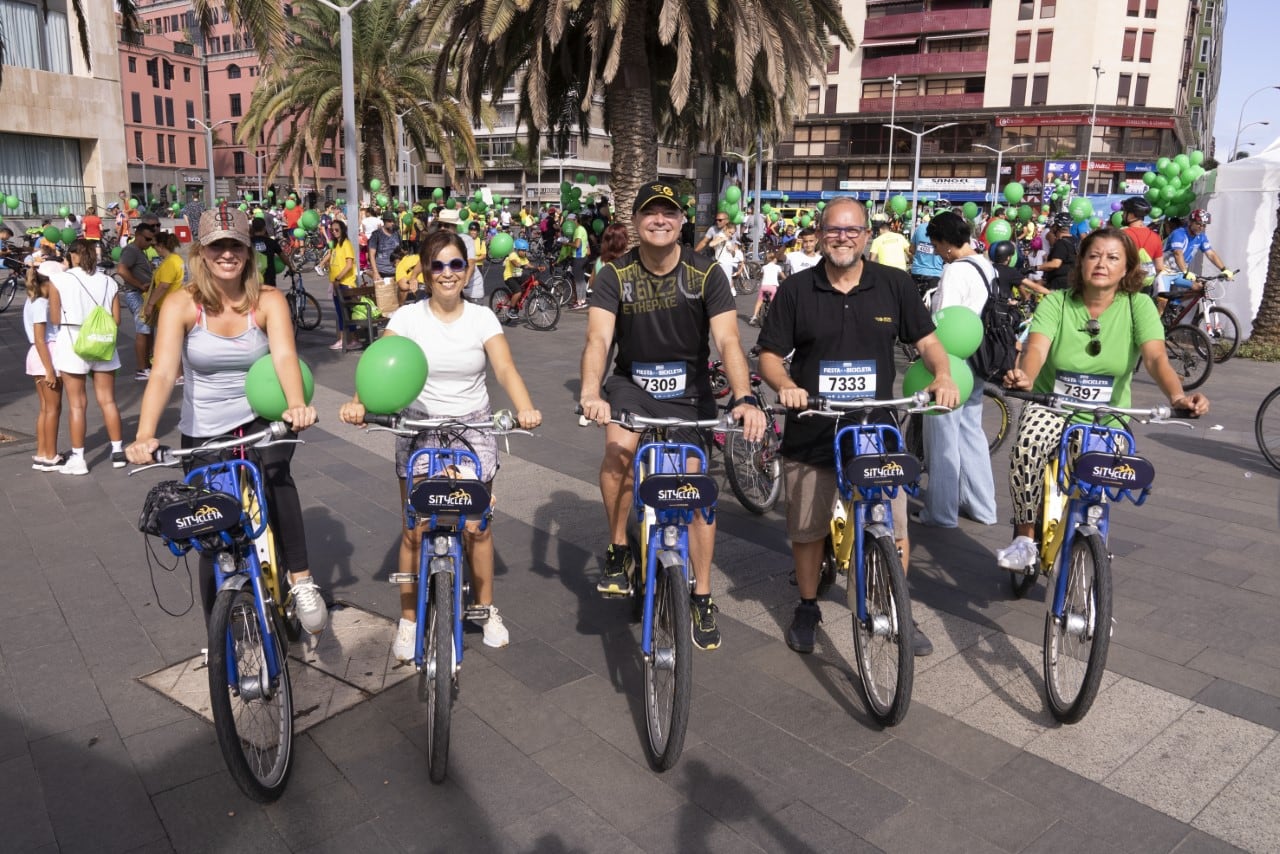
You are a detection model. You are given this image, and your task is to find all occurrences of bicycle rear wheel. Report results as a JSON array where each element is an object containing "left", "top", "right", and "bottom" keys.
[
  {"left": 1164, "top": 325, "right": 1212, "bottom": 391},
  {"left": 1255, "top": 386, "right": 1280, "bottom": 472},
  {"left": 421, "top": 569, "right": 455, "bottom": 783},
  {"left": 644, "top": 562, "right": 692, "bottom": 771},
  {"left": 288, "top": 290, "right": 322, "bottom": 331},
  {"left": 983, "top": 385, "right": 1012, "bottom": 453},
  {"left": 207, "top": 586, "right": 294, "bottom": 802},
  {"left": 489, "top": 287, "right": 516, "bottom": 324},
  {"left": 723, "top": 415, "right": 782, "bottom": 514},
  {"left": 545, "top": 275, "right": 572, "bottom": 307},
  {"left": 850, "top": 533, "right": 914, "bottom": 726},
  {"left": 1044, "top": 531, "right": 1111, "bottom": 723},
  {"left": 738, "top": 261, "right": 760, "bottom": 295},
  {"left": 1199, "top": 306, "right": 1240, "bottom": 363},
  {"left": 524, "top": 288, "right": 560, "bottom": 330},
  {"left": 0, "top": 272, "right": 18, "bottom": 312}
]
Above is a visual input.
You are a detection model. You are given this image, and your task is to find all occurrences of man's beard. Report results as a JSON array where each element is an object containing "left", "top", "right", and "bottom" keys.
[{"left": 824, "top": 249, "right": 860, "bottom": 270}]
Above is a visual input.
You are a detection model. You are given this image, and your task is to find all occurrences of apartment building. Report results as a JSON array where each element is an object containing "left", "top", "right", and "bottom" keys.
[
  {"left": 0, "top": 0, "right": 128, "bottom": 215},
  {"left": 775, "top": 0, "right": 1226, "bottom": 202}
]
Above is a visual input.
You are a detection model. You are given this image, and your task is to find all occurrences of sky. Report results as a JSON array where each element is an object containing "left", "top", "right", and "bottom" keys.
[{"left": 1212, "top": 0, "right": 1280, "bottom": 159}]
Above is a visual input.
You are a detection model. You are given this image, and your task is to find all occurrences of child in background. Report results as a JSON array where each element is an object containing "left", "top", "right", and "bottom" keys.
[
  {"left": 25, "top": 262, "right": 63, "bottom": 470},
  {"left": 503, "top": 239, "right": 532, "bottom": 286},
  {"left": 747, "top": 250, "right": 782, "bottom": 327}
]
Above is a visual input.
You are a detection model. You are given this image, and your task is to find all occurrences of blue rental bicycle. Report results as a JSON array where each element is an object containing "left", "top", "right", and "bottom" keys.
[
  {"left": 1002, "top": 390, "right": 1191, "bottom": 723},
  {"left": 134, "top": 421, "right": 302, "bottom": 802},
  {"left": 800, "top": 392, "right": 944, "bottom": 726},
  {"left": 359, "top": 411, "right": 530, "bottom": 783}
]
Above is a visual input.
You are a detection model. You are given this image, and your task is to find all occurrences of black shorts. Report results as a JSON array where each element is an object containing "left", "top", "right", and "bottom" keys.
[{"left": 603, "top": 374, "right": 715, "bottom": 453}]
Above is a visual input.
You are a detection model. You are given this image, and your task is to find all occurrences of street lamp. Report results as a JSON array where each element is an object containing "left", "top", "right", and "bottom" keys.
[
  {"left": 315, "top": 0, "right": 371, "bottom": 224},
  {"left": 135, "top": 157, "right": 148, "bottom": 209},
  {"left": 973, "top": 143, "right": 1030, "bottom": 206},
  {"left": 884, "top": 75, "right": 903, "bottom": 199},
  {"left": 1233, "top": 120, "right": 1271, "bottom": 159},
  {"left": 189, "top": 117, "right": 230, "bottom": 201},
  {"left": 1231, "top": 85, "right": 1280, "bottom": 162},
  {"left": 1081, "top": 62, "right": 1105, "bottom": 199},
  {"left": 884, "top": 121, "right": 957, "bottom": 234}
]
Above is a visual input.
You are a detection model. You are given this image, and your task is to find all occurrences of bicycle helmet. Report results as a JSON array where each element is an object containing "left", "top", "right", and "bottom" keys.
[
  {"left": 1052, "top": 212, "right": 1075, "bottom": 230},
  {"left": 513, "top": 238, "right": 529, "bottom": 251},
  {"left": 1121, "top": 196, "right": 1152, "bottom": 218},
  {"left": 1189, "top": 208, "right": 1211, "bottom": 225},
  {"left": 988, "top": 240, "right": 1017, "bottom": 267}
]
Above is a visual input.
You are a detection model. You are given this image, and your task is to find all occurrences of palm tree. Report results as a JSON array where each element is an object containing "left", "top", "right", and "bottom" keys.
[
  {"left": 423, "top": 0, "right": 851, "bottom": 220},
  {"left": 1250, "top": 196, "right": 1280, "bottom": 346},
  {"left": 237, "top": 0, "right": 480, "bottom": 192}
]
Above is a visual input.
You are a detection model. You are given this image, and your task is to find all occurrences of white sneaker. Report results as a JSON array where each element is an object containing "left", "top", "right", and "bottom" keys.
[
  {"left": 996, "top": 536, "right": 1038, "bottom": 571},
  {"left": 58, "top": 455, "right": 89, "bottom": 476},
  {"left": 289, "top": 577, "right": 328, "bottom": 634},
  {"left": 392, "top": 618, "right": 416, "bottom": 661},
  {"left": 475, "top": 605, "right": 509, "bottom": 648}
]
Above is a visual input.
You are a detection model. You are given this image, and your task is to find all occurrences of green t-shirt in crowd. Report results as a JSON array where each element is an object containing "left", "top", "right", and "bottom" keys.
[{"left": 1028, "top": 289, "right": 1165, "bottom": 409}]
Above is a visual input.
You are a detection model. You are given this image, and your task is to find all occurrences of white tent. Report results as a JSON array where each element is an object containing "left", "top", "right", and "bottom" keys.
[{"left": 1202, "top": 135, "right": 1280, "bottom": 339}]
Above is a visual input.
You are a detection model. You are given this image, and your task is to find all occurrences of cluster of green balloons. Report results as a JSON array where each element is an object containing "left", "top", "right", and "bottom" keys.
[
  {"left": 1140, "top": 150, "right": 1206, "bottom": 221},
  {"left": 717, "top": 185, "right": 748, "bottom": 226},
  {"left": 355, "top": 336, "right": 429, "bottom": 414},
  {"left": 901, "top": 305, "right": 979, "bottom": 405},
  {"left": 42, "top": 225, "right": 78, "bottom": 245}
]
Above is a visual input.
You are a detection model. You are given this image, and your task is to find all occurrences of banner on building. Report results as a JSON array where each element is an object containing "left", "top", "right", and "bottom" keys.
[{"left": 1044, "top": 160, "right": 1081, "bottom": 193}]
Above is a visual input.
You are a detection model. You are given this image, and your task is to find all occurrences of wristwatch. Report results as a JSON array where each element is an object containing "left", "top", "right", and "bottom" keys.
[{"left": 730, "top": 394, "right": 760, "bottom": 409}]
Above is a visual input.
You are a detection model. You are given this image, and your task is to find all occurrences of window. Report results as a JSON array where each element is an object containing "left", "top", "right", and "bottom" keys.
[
  {"left": 230, "top": 94, "right": 242, "bottom": 117},
  {"left": 134, "top": 131, "right": 143, "bottom": 160},
  {"left": 789, "top": 125, "right": 841, "bottom": 157},
  {"left": 1191, "top": 105, "right": 1203, "bottom": 131},
  {"left": 777, "top": 164, "right": 837, "bottom": 193},
  {"left": 1014, "top": 30, "right": 1031, "bottom": 63},
  {"left": 1030, "top": 74, "right": 1048, "bottom": 106},
  {"left": 128, "top": 56, "right": 136, "bottom": 73},
  {"left": 0, "top": 0, "right": 73, "bottom": 73},
  {"left": 233, "top": 151, "right": 245, "bottom": 174},
  {"left": 183, "top": 67, "right": 191, "bottom": 83},
  {"left": 1199, "top": 37, "right": 1211, "bottom": 63},
  {"left": 862, "top": 78, "right": 913, "bottom": 99},
  {"left": 131, "top": 92, "right": 142, "bottom": 123},
  {"left": 1010, "top": 75, "right": 1028, "bottom": 107},
  {"left": 1133, "top": 74, "right": 1149, "bottom": 106},
  {"left": 1122, "top": 29, "right": 1137, "bottom": 61},
  {"left": 153, "top": 95, "right": 163, "bottom": 125},
  {"left": 1116, "top": 73, "right": 1132, "bottom": 105},
  {"left": 186, "top": 100, "right": 195, "bottom": 124},
  {"left": 146, "top": 57, "right": 158, "bottom": 87},
  {"left": 1090, "top": 124, "right": 1123, "bottom": 155},
  {"left": 1194, "top": 70, "right": 1206, "bottom": 99},
  {"left": 924, "top": 77, "right": 983, "bottom": 96},
  {"left": 320, "top": 152, "right": 335, "bottom": 168},
  {"left": 1144, "top": 0, "right": 1158, "bottom": 17},
  {"left": 156, "top": 132, "right": 166, "bottom": 163},
  {"left": 163, "top": 98, "right": 174, "bottom": 127},
  {"left": 1127, "top": 0, "right": 1140, "bottom": 14},
  {"left": 824, "top": 85, "right": 838, "bottom": 114},
  {"left": 1040, "top": 0, "right": 1055, "bottom": 17},
  {"left": 807, "top": 86, "right": 820, "bottom": 114},
  {"left": 222, "top": 35, "right": 230, "bottom": 52},
  {"left": 1128, "top": 126, "right": 1159, "bottom": 156},
  {"left": 827, "top": 45, "right": 840, "bottom": 74},
  {"left": 999, "top": 124, "right": 1077, "bottom": 156},
  {"left": 233, "top": 34, "right": 241, "bottom": 52},
  {"left": 1018, "top": 1, "right": 1033, "bottom": 20},
  {"left": 1139, "top": 30, "right": 1153, "bottom": 62},
  {"left": 167, "top": 135, "right": 176, "bottom": 165},
  {"left": 1035, "top": 30, "right": 1053, "bottom": 62},
  {"left": 162, "top": 59, "right": 173, "bottom": 90},
  {"left": 227, "top": 64, "right": 241, "bottom": 80},
  {"left": 188, "top": 137, "right": 197, "bottom": 166}
]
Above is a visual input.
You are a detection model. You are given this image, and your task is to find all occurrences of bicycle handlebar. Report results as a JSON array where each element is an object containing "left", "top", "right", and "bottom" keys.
[
  {"left": 574, "top": 405, "right": 739, "bottom": 432},
  {"left": 130, "top": 421, "right": 300, "bottom": 473},
  {"left": 360, "top": 409, "right": 533, "bottom": 438},
  {"left": 796, "top": 391, "right": 951, "bottom": 417},
  {"left": 1002, "top": 389, "right": 1196, "bottom": 422}
]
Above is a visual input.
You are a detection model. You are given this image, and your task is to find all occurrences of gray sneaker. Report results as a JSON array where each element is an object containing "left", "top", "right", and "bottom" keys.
[{"left": 290, "top": 577, "right": 328, "bottom": 634}]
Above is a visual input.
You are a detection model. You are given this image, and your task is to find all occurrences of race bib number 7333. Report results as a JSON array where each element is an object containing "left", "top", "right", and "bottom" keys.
[{"left": 819, "top": 360, "right": 877, "bottom": 400}]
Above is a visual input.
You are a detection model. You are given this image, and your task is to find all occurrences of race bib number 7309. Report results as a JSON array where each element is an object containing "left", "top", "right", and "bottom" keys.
[{"left": 631, "top": 362, "right": 687, "bottom": 399}]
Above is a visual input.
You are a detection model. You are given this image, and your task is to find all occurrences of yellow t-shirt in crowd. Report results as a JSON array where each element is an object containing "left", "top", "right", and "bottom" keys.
[
  {"left": 395, "top": 254, "right": 422, "bottom": 288},
  {"left": 328, "top": 240, "right": 357, "bottom": 287},
  {"left": 869, "top": 230, "right": 911, "bottom": 271},
  {"left": 503, "top": 252, "right": 530, "bottom": 281}
]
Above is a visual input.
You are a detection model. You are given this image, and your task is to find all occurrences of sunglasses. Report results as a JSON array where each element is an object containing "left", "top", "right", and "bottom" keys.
[
  {"left": 430, "top": 258, "right": 468, "bottom": 274},
  {"left": 1084, "top": 319, "right": 1102, "bottom": 357}
]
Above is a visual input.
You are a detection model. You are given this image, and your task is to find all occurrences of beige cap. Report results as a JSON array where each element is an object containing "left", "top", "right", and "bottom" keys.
[{"left": 198, "top": 206, "right": 251, "bottom": 246}]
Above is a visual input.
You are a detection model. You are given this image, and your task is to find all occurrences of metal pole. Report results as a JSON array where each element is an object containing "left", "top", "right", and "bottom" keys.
[
  {"left": 1082, "top": 62, "right": 1104, "bottom": 199},
  {"left": 994, "top": 149, "right": 1003, "bottom": 207},
  {"left": 1231, "top": 85, "right": 1280, "bottom": 162},
  {"left": 317, "top": 0, "right": 370, "bottom": 224},
  {"left": 204, "top": 128, "right": 215, "bottom": 199},
  {"left": 910, "top": 135, "right": 922, "bottom": 235},
  {"left": 885, "top": 75, "right": 900, "bottom": 201},
  {"left": 257, "top": 155, "right": 263, "bottom": 202},
  {"left": 753, "top": 129, "right": 763, "bottom": 260},
  {"left": 140, "top": 159, "right": 147, "bottom": 208}
]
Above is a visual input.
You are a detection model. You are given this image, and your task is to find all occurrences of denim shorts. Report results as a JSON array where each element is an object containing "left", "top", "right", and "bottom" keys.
[{"left": 120, "top": 288, "right": 151, "bottom": 335}]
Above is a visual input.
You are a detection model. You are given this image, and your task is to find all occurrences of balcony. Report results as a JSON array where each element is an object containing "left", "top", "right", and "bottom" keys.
[
  {"left": 858, "top": 92, "right": 985, "bottom": 113},
  {"left": 864, "top": 8, "right": 991, "bottom": 39},
  {"left": 861, "top": 50, "right": 987, "bottom": 78}
]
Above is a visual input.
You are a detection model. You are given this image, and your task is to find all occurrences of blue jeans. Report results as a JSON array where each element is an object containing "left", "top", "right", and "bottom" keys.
[
  {"left": 920, "top": 382, "right": 998, "bottom": 526},
  {"left": 120, "top": 288, "right": 151, "bottom": 335}
]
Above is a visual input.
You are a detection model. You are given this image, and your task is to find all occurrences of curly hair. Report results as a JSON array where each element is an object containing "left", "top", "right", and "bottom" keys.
[{"left": 1068, "top": 227, "right": 1146, "bottom": 295}]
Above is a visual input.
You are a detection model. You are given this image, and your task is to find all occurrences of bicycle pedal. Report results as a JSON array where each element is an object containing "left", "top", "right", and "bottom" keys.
[
  {"left": 388, "top": 572, "right": 417, "bottom": 584},
  {"left": 464, "top": 605, "right": 491, "bottom": 622}
]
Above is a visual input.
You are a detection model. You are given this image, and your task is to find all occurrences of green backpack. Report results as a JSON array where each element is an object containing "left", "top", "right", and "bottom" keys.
[
  {"left": 71, "top": 274, "right": 118, "bottom": 362},
  {"left": 349, "top": 295, "right": 381, "bottom": 322}
]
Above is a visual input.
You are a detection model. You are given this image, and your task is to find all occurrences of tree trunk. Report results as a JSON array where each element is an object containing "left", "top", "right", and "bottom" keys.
[
  {"left": 605, "top": 0, "right": 657, "bottom": 228},
  {"left": 1250, "top": 197, "right": 1280, "bottom": 345},
  {"left": 363, "top": 127, "right": 389, "bottom": 200}
]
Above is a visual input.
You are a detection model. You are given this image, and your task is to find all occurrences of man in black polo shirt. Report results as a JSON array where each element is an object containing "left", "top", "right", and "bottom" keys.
[
  {"left": 757, "top": 197, "right": 958, "bottom": 657},
  {"left": 1036, "top": 213, "right": 1077, "bottom": 291}
]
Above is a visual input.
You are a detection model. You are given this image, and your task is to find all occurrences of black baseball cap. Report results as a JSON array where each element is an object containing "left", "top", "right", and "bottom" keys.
[{"left": 633, "top": 180, "right": 680, "bottom": 215}]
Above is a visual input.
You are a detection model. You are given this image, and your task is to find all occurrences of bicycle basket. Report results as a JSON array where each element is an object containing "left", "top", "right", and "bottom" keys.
[{"left": 139, "top": 481, "right": 243, "bottom": 540}]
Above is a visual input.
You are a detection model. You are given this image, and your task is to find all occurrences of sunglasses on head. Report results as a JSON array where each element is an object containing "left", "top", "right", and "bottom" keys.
[
  {"left": 430, "top": 258, "right": 467, "bottom": 274},
  {"left": 1084, "top": 319, "right": 1102, "bottom": 357}
]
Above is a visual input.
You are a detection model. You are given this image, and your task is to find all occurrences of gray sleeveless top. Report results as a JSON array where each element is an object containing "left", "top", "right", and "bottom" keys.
[{"left": 179, "top": 305, "right": 270, "bottom": 437}]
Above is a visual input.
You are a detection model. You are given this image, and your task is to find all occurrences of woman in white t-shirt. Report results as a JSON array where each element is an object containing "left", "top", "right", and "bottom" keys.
[
  {"left": 25, "top": 262, "right": 63, "bottom": 470},
  {"left": 47, "top": 239, "right": 125, "bottom": 475},
  {"left": 340, "top": 230, "right": 541, "bottom": 657}
]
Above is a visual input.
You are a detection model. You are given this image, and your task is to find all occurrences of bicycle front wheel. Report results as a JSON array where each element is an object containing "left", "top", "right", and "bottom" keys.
[
  {"left": 1200, "top": 306, "right": 1240, "bottom": 363},
  {"left": 0, "top": 273, "right": 18, "bottom": 312},
  {"left": 1044, "top": 531, "right": 1111, "bottom": 723},
  {"left": 545, "top": 275, "right": 572, "bottom": 307},
  {"left": 983, "top": 385, "right": 1012, "bottom": 453},
  {"left": 644, "top": 562, "right": 692, "bottom": 771},
  {"left": 207, "top": 586, "right": 294, "bottom": 802},
  {"left": 850, "top": 533, "right": 914, "bottom": 726},
  {"left": 1255, "top": 386, "right": 1280, "bottom": 472},
  {"left": 524, "top": 289, "right": 560, "bottom": 330},
  {"left": 1164, "top": 325, "right": 1212, "bottom": 391},
  {"left": 723, "top": 417, "right": 782, "bottom": 514},
  {"left": 289, "top": 290, "right": 322, "bottom": 331},
  {"left": 421, "top": 570, "right": 455, "bottom": 783}
]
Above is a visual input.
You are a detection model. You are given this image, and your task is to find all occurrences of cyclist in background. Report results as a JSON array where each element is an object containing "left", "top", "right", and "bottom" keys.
[
  {"left": 1118, "top": 196, "right": 1166, "bottom": 293},
  {"left": 1156, "top": 208, "right": 1234, "bottom": 311},
  {"left": 909, "top": 213, "right": 943, "bottom": 295}
]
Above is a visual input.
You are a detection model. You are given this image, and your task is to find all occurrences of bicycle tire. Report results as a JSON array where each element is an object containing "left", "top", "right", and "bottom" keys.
[
  {"left": 983, "top": 385, "right": 1012, "bottom": 454},
  {"left": 850, "top": 533, "right": 914, "bottom": 726},
  {"left": 0, "top": 273, "right": 18, "bottom": 312},
  {"left": 738, "top": 261, "right": 760, "bottom": 296},
  {"left": 709, "top": 362, "right": 731, "bottom": 399},
  {"left": 297, "top": 291, "right": 322, "bottom": 330},
  {"left": 1255, "top": 386, "right": 1280, "bottom": 472},
  {"left": 723, "top": 415, "right": 782, "bottom": 514},
  {"left": 545, "top": 275, "right": 572, "bottom": 307},
  {"left": 421, "top": 569, "right": 454, "bottom": 783},
  {"left": 644, "top": 562, "right": 692, "bottom": 771},
  {"left": 1164, "top": 325, "right": 1212, "bottom": 391},
  {"left": 489, "top": 287, "right": 517, "bottom": 324},
  {"left": 1044, "top": 531, "right": 1111, "bottom": 723},
  {"left": 207, "top": 586, "right": 294, "bottom": 802},
  {"left": 1200, "top": 306, "right": 1240, "bottom": 363},
  {"left": 524, "top": 288, "right": 560, "bottom": 330},
  {"left": 817, "top": 534, "right": 838, "bottom": 597}
]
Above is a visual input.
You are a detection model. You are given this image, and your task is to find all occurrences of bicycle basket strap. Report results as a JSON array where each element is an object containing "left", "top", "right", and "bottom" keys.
[
  {"left": 409, "top": 478, "right": 491, "bottom": 515},
  {"left": 845, "top": 453, "right": 921, "bottom": 489},
  {"left": 1072, "top": 452, "right": 1155, "bottom": 491},
  {"left": 637, "top": 473, "right": 718, "bottom": 510},
  {"left": 139, "top": 481, "right": 243, "bottom": 539}
]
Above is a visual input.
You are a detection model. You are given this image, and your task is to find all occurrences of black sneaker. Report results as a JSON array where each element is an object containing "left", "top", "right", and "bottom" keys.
[
  {"left": 596, "top": 544, "right": 633, "bottom": 596},
  {"left": 911, "top": 620, "right": 933, "bottom": 657},
  {"left": 111, "top": 450, "right": 127, "bottom": 469},
  {"left": 785, "top": 602, "right": 822, "bottom": 654},
  {"left": 691, "top": 596, "right": 721, "bottom": 650}
]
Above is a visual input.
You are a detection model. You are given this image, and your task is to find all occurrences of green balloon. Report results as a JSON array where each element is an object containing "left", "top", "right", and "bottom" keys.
[
  {"left": 562, "top": 221, "right": 575, "bottom": 237},
  {"left": 376, "top": 194, "right": 388, "bottom": 207},
  {"left": 587, "top": 175, "right": 599, "bottom": 187},
  {"left": 901, "top": 354, "right": 974, "bottom": 406},
  {"left": 368, "top": 179, "right": 382, "bottom": 193},
  {"left": 1173, "top": 153, "right": 1190, "bottom": 170},
  {"left": 171, "top": 185, "right": 179, "bottom": 194},
  {"left": 933, "top": 306, "right": 984, "bottom": 359},
  {"left": 889, "top": 195, "right": 909, "bottom": 215},
  {"left": 592, "top": 218, "right": 605, "bottom": 235},
  {"left": 4, "top": 195, "right": 18, "bottom": 210},
  {"left": 488, "top": 232, "right": 514, "bottom": 260},
  {"left": 984, "top": 219, "right": 1013, "bottom": 244},
  {"left": 1142, "top": 171, "right": 1157, "bottom": 186},
  {"left": 1088, "top": 216, "right": 1102, "bottom": 230},
  {"left": 458, "top": 207, "right": 471, "bottom": 221},
  {"left": 574, "top": 172, "right": 586, "bottom": 183},
  {"left": 356, "top": 336, "right": 429, "bottom": 414},
  {"left": 1111, "top": 212, "right": 1124, "bottom": 227},
  {"left": 43, "top": 226, "right": 61, "bottom": 242},
  {"left": 238, "top": 204, "right": 249, "bottom": 212},
  {"left": 1002, "top": 182, "right": 1025, "bottom": 205},
  {"left": 798, "top": 214, "right": 811, "bottom": 228},
  {"left": 129, "top": 198, "right": 139, "bottom": 209},
  {"left": 111, "top": 246, "right": 122, "bottom": 261},
  {"left": 431, "top": 187, "right": 444, "bottom": 200},
  {"left": 962, "top": 202, "right": 979, "bottom": 220},
  {"left": 254, "top": 209, "right": 265, "bottom": 218},
  {"left": 1189, "top": 150, "right": 1205, "bottom": 166},
  {"left": 293, "top": 228, "right": 306, "bottom": 238},
  {"left": 285, "top": 200, "right": 296, "bottom": 210},
  {"left": 60, "top": 227, "right": 77, "bottom": 245},
  {"left": 300, "top": 210, "right": 320, "bottom": 230},
  {"left": 245, "top": 355, "right": 315, "bottom": 421},
  {"left": 254, "top": 251, "right": 268, "bottom": 274},
  {"left": 1017, "top": 204, "right": 1033, "bottom": 223},
  {"left": 1149, "top": 206, "right": 1163, "bottom": 220},
  {"left": 58, "top": 206, "right": 70, "bottom": 217},
  {"left": 272, "top": 256, "right": 286, "bottom": 274},
  {"left": 724, "top": 185, "right": 742, "bottom": 204}
]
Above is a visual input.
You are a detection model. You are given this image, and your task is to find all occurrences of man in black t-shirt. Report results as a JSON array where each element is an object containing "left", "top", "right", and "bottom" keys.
[
  {"left": 250, "top": 217, "right": 293, "bottom": 287},
  {"left": 580, "top": 180, "right": 765, "bottom": 651},
  {"left": 1037, "top": 214, "right": 1077, "bottom": 291},
  {"left": 757, "top": 197, "right": 958, "bottom": 657}
]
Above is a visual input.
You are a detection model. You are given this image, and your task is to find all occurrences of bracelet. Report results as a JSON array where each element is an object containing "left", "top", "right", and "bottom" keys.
[{"left": 730, "top": 394, "right": 760, "bottom": 408}]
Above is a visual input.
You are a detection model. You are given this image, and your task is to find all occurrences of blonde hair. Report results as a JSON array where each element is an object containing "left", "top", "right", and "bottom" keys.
[{"left": 186, "top": 243, "right": 261, "bottom": 315}]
